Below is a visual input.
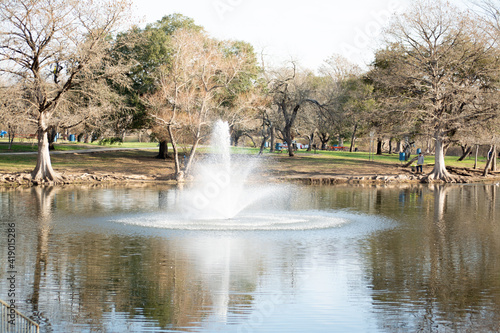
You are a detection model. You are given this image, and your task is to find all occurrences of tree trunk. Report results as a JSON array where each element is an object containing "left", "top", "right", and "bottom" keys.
[
  {"left": 167, "top": 124, "right": 184, "bottom": 182},
  {"left": 48, "top": 127, "right": 57, "bottom": 150},
  {"left": 32, "top": 114, "right": 60, "bottom": 183},
  {"left": 349, "top": 123, "right": 358, "bottom": 152},
  {"left": 157, "top": 140, "right": 169, "bottom": 159},
  {"left": 270, "top": 125, "right": 275, "bottom": 153},
  {"left": 474, "top": 144, "right": 479, "bottom": 169},
  {"left": 284, "top": 123, "right": 294, "bottom": 157},
  {"left": 376, "top": 138, "right": 383, "bottom": 155},
  {"left": 230, "top": 131, "right": 241, "bottom": 147},
  {"left": 258, "top": 135, "right": 269, "bottom": 155},
  {"left": 285, "top": 136, "right": 294, "bottom": 156},
  {"left": 243, "top": 133, "right": 256, "bottom": 147},
  {"left": 403, "top": 155, "right": 419, "bottom": 168},
  {"left": 281, "top": 104, "right": 301, "bottom": 157},
  {"left": 396, "top": 140, "right": 402, "bottom": 153},
  {"left": 8, "top": 131, "right": 15, "bottom": 150},
  {"left": 491, "top": 145, "right": 497, "bottom": 172},
  {"left": 318, "top": 132, "right": 329, "bottom": 150},
  {"left": 307, "top": 132, "right": 314, "bottom": 152},
  {"left": 457, "top": 145, "right": 472, "bottom": 161},
  {"left": 259, "top": 120, "right": 271, "bottom": 155},
  {"left": 388, "top": 138, "right": 393, "bottom": 154},
  {"left": 185, "top": 139, "right": 200, "bottom": 173},
  {"left": 484, "top": 145, "right": 494, "bottom": 177},
  {"left": 426, "top": 138, "right": 433, "bottom": 154},
  {"left": 427, "top": 131, "right": 453, "bottom": 182}
]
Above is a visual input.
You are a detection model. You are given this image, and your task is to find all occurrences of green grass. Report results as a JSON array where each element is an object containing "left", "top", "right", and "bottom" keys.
[
  {"left": 0, "top": 140, "right": 159, "bottom": 153},
  {"left": 0, "top": 143, "right": 39, "bottom": 152},
  {"left": 0, "top": 154, "right": 37, "bottom": 172},
  {"left": 258, "top": 147, "right": 489, "bottom": 168},
  {"left": 0, "top": 137, "right": 492, "bottom": 175},
  {"left": 86, "top": 141, "right": 159, "bottom": 148}
]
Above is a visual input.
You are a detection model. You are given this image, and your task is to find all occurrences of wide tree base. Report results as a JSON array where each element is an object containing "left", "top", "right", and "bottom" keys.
[
  {"left": 175, "top": 171, "right": 185, "bottom": 183},
  {"left": 423, "top": 168, "right": 457, "bottom": 183},
  {"left": 31, "top": 168, "right": 62, "bottom": 185}
]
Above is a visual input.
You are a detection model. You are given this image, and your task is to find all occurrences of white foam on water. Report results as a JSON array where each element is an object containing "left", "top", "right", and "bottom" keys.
[{"left": 110, "top": 210, "right": 351, "bottom": 231}]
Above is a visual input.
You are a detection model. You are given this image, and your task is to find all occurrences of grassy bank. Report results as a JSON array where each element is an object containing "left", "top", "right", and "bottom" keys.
[{"left": 0, "top": 140, "right": 492, "bottom": 179}]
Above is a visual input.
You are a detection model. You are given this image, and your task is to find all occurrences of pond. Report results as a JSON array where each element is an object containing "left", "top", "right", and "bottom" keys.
[{"left": 0, "top": 183, "right": 499, "bottom": 332}]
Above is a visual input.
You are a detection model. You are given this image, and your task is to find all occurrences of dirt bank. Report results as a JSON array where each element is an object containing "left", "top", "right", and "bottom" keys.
[{"left": 1, "top": 151, "right": 499, "bottom": 187}]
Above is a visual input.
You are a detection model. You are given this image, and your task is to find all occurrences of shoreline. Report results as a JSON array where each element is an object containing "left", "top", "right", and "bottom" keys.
[
  {"left": 1, "top": 166, "right": 499, "bottom": 188},
  {"left": 1, "top": 148, "right": 499, "bottom": 187}
]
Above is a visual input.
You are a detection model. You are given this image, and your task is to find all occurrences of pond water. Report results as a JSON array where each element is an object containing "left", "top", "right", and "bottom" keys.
[{"left": 0, "top": 183, "right": 499, "bottom": 332}]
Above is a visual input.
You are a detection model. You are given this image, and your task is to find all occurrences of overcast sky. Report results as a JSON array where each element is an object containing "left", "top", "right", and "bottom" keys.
[{"left": 130, "top": 0, "right": 466, "bottom": 71}]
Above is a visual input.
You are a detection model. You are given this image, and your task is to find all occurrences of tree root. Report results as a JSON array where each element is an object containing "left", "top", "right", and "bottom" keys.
[
  {"left": 423, "top": 169, "right": 458, "bottom": 183},
  {"left": 31, "top": 170, "right": 62, "bottom": 185}
]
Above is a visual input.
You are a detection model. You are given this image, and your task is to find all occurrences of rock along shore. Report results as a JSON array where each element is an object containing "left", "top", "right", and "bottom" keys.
[{"left": 1, "top": 166, "right": 499, "bottom": 188}]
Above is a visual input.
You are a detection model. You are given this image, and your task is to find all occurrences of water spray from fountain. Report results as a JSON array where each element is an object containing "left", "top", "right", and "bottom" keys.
[
  {"left": 112, "top": 120, "right": 358, "bottom": 231},
  {"left": 182, "top": 120, "right": 273, "bottom": 220}
]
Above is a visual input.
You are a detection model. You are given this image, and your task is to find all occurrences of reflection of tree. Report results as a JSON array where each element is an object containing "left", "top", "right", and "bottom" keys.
[
  {"left": 30, "top": 186, "right": 58, "bottom": 328},
  {"left": 35, "top": 231, "right": 266, "bottom": 331},
  {"left": 9, "top": 184, "right": 500, "bottom": 332},
  {"left": 364, "top": 184, "right": 500, "bottom": 332},
  {"left": 5, "top": 186, "right": 264, "bottom": 331}
]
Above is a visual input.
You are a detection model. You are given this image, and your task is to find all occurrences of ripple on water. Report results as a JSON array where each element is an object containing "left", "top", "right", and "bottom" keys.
[{"left": 108, "top": 210, "right": 392, "bottom": 232}]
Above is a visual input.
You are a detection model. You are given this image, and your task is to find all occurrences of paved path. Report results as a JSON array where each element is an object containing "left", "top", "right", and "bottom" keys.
[{"left": 0, "top": 147, "right": 158, "bottom": 155}]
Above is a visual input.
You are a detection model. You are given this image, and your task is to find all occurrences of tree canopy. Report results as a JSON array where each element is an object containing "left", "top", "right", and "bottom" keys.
[{"left": 1, "top": 0, "right": 500, "bottom": 184}]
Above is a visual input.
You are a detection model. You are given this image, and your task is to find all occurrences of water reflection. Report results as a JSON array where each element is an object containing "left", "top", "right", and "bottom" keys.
[
  {"left": 0, "top": 184, "right": 499, "bottom": 332},
  {"left": 364, "top": 184, "right": 500, "bottom": 332},
  {"left": 30, "top": 187, "right": 55, "bottom": 328}
]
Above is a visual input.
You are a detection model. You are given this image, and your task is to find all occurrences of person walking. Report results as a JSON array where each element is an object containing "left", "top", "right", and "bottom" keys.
[{"left": 416, "top": 152, "right": 424, "bottom": 173}]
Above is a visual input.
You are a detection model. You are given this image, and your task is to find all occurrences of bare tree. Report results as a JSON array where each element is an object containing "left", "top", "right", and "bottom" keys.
[
  {"left": 0, "top": 0, "right": 132, "bottom": 182},
  {"left": 319, "top": 55, "right": 375, "bottom": 152},
  {"left": 372, "top": 0, "right": 499, "bottom": 182},
  {"left": 265, "top": 64, "right": 321, "bottom": 157},
  {"left": 0, "top": 83, "right": 35, "bottom": 149},
  {"left": 147, "top": 29, "right": 256, "bottom": 182}
]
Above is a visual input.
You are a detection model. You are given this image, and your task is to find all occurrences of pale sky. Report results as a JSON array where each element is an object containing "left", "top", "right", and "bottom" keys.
[{"left": 130, "top": 0, "right": 466, "bottom": 71}]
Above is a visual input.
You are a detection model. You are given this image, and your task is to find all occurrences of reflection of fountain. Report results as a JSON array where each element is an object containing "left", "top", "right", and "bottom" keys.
[{"left": 182, "top": 120, "right": 274, "bottom": 220}]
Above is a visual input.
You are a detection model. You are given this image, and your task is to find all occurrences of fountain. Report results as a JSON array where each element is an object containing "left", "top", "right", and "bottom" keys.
[
  {"left": 111, "top": 120, "right": 362, "bottom": 231},
  {"left": 181, "top": 120, "right": 274, "bottom": 220}
]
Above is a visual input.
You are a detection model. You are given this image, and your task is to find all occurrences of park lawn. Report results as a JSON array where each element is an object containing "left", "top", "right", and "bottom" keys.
[
  {"left": 0, "top": 149, "right": 173, "bottom": 176},
  {"left": 0, "top": 143, "right": 39, "bottom": 152},
  {"left": 0, "top": 154, "right": 38, "bottom": 172},
  {"left": 85, "top": 141, "right": 159, "bottom": 148},
  {"left": 0, "top": 142, "right": 98, "bottom": 152},
  {"left": 0, "top": 142, "right": 491, "bottom": 177},
  {"left": 49, "top": 150, "right": 173, "bottom": 176},
  {"left": 0, "top": 138, "right": 159, "bottom": 152},
  {"left": 256, "top": 149, "right": 491, "bottom": 178},
  {"left": 307, "top": 149, "right": 489, "bottom": 168}
]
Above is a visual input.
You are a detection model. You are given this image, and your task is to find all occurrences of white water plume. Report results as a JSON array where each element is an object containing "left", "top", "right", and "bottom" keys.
[{"left": 181, "top": 120, "right": 277, "bottom": 220}]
